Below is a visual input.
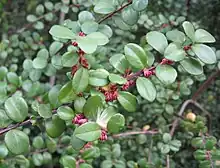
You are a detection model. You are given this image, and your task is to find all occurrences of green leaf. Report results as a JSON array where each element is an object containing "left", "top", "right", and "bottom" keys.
[
  {"left": 45, "top": 64, "right": 57, "bottom": 77},
  {"left": 48, "top": 85, "right": 61, "bottom": 109},
  {"left": 182, "top": 21, "right": 195, "bottom": 41},
  {"left": 33, "top": 136, "right": 45, "bottom": 149},
  {"left": 132, "top": 0, "right": 148, "bottom": 11},
  {"left": 155, "top": 64, "right": 177, "bottom": 85},
  {"left": 81, "top": 147, "right": 100, "bottom": 160},
  {"left": 163, "top": 133, "right": 172, "bottom": 143},
  {"left": 36, "top": 4, "right": 44, "bottom": 15},
  {"left": 49, "top": 25, "right": 75, "bottom": 39},
  {"left": 76, "top": 32, "right": 108, "bottom": 54},
  {"left": 191, "top": 137, "right": 203, "bottom": 148},
  {"left": 60, "top": 155, "right": 76, "bottom": 168},
  {"left": 164, "top": 43, "right": 186, "bottom": 61},
  {"left": 195, "top": 29, "right": 215, "bottom": 43},
  {"left": 75, "top": 122, "right": 101, "bottom": 142},
  {"left": 107, "top": 113, "right": 125, "bottom": 133},
  {"left": 169, "top": 140, "right": 181, "bottom": 152},
  {"left": 84, "top": 96, "right": 103, "bottom": 119},
  {"left": 161, "top": 144, "right": 170, "bottom": 154},
  {"left": 37, "top": 48, "right": 49, "bottom": 59},
  {"left": 4, "top": 96, "right": 28, "bottom": 122},
  {"left": 96, "top": 106, "right": 116, "bottom": 129},
  {"left": 33, "top": 57, "right": 48, "bottom": 69},
  {"left": 23, "top": 59, "right": 33, "bottom": 71},
  {"left": 109, "top": 54, "right": 129, "bottom": 74},
  {"left": 52, "top": 55, "right": 62, "bottom": 70},
  {"left": 4, "top": 130, "right": 30, "bottom": 155},
  {"left": 61, "top": 51, "right": 78, "bottom": 67},
  {"left": 98, "top": 24, "right": 113, "bottom": 38},
  {"left": 81, "top": 21, "right": 99, "bottom": 34},
  {"left": 76, "top": 36, "right": 97, "bottom": 54},
  {"left": 37, "top": 104, "right": 52, "bottom": 119},
  {"left": 29, "top": 69, "right": 42, "bottom": 81},
  {"left": 192, "top": 44, "right": 216, "bottom": 64},
  {"left": 7, "top": 72, "right": 19, "bottom": 86},
  {"left": 71, "top": 134, "right": 86, "bottom": 151},
  {"left": 165, "top": 104, "right": 174, "bottom": 114},
  {"left": 44, "top": 1, "right": 53, "bottom": 10},
  {"left": 88, "top": 32, "right": 109, "bottom": 45},
  {"left": 0, "top": 144, "right": 8, "bottom": 159},
  {"left": 27, "top": 15, "right": 37, "bottom": 22},
  {"left": 49, "top": 41, "right": 63, "bottom": 56},
  {"left": 180, "top": 57, "right": 203, "bottom": 75},
  {"left": 124, "top": 43, "right": 147, "bottom": 69},
  {"left": 80, "top": 163, "right": 93, "bottom": 168},
  {"left": 0, "top": 109, "right": 12, "bottom": 128},
  {"left": 45, "top": 115, "right": 66, "bottom": 138},
  {"left": 46, "top": 137, "right": 57, "bottom": 153},
  {"left": 94, "top": 0, "right": 116, "bottom": 14},
  {"left": 166, "top": 30, "right": 186, "bottom": 43},
  {"left": 89, "top": 69, "right": 109, "bottom": 86},
  {"left": 43, "top": 152, "right": 52, "bottom": 164},
  {"left": 114, "top": 160, "right": 126, "bottom": 168},
  {"left": 78, "top": 11, "right": 95, "bottom": 24},
  {"left": 58, "top": 82, "right": 77, "bottom": 103},
  {"left": 136, "top": 77, "right": 156, "bottom": 102},
  {"left": 101, "top": 160, "right": 113, "bottom": 168},
  {"left": 114, "top": 17, "right": 131, "bottom": 31},
  {"left": 121, "top": 6, "right": 138, "bottom": 25},
  {"left": 109, "top": 74, "right": 127, "bottom": 85},
  {"left": 72, "top": 68, "right": 89, "bottom": 93},
  {"left": 57, "top": 106, "right": 75, "bottom": 120},
  {"left": 74, "top": 97, "right": 86, "bottom": 113},
  {"left": 0, "top": 66, "right": 8, "bottom": 80},
  {"left": 32, "top": 153, "right": 44, "bottom": 166},
  {"left": 117, "top": 91, "right": 137, "bottom": 112},
  {"left": 146, "top": 31, "right": 168, "bottom": 54}
]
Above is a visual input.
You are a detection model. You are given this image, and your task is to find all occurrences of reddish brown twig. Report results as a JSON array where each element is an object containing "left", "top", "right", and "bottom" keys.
[
  {"left": 98, "top": 1, "right": 132, "bottom": 24},
  {"left": 192, "top": 70, "right": 220, "bottom": 101},
  {"left": 0, "top": 119, "right": 32, "bottom": 135}
]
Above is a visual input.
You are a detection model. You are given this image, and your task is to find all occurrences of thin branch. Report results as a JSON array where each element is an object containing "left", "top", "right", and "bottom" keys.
[
  {"left": 170, "top": 99, "right": 193, "bottom": 136},
  {"left": 0, "top": 119, "right": 32, "bottom": 135},
  {"left": 170, "top": 99, "right": 211, "bottom": 137},
  {"left": 112, "top": 130, "right": 159, "bottom": 138},
  {"left": 54, "top": 1, "right": 133, "bottom": 56},
  {"left": 0, "top": 109, "right": 60, "bottom": 136},
  {"left": 97, "top": 0, "right": 133, "bottom": 24},
  {"left": 166, "top": 155, "right": 170, "bottom": 168},
  {"left": 126, "top": 65, "right": 156, "bottom": 80},
  {"left": 192, "top": 70, "right": 220, "bottom": 101}
]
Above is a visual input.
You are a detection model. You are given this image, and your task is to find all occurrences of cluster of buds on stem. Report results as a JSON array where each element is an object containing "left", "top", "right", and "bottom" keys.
[
  {"left": 122, "top": 80, "right": 135, "bottom": 91},
  {"left": 78, "top": 31, "right": 86, "bottom": 37},
  {"left": 100, "top": 84, "right": 118, "bottom": 102},
  {"left": 160, "top": 58, "right": 174, "bottom": 65},
  {"left": 79, "top": 56, "right": 89, "bottom": 69},
  {"left": 72, "top": 114, "right": 88, "bottom": 125},
  {"left": 99, "top": 129, "right": 108, "bottom": 141},
  {"left": 71, "top": 65, "right": 78, "bottom": 76},
  {"left": 143, "top": 68, "right": 155, "bottom": 78},
  {"left": 183, "top": 45, "right": 192, "bottom": 51}
]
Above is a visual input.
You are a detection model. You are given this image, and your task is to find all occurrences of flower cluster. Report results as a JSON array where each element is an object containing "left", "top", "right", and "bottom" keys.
[
  {"left": 72, "top": 114, "right": 88, "bottom": 125},
  {"left": 100, "top": 84, "right": 118, "bottom": 102},
  {"left": 122, "top": 80, "right": 135, "bottom": 90},
  {"left": 99, "top": 129, "right": 108, "bottom": 141}
]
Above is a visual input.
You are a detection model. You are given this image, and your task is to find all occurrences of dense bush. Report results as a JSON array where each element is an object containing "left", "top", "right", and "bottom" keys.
[{"left": 0, "top": 0, "right": 220, "bottom": 168}]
